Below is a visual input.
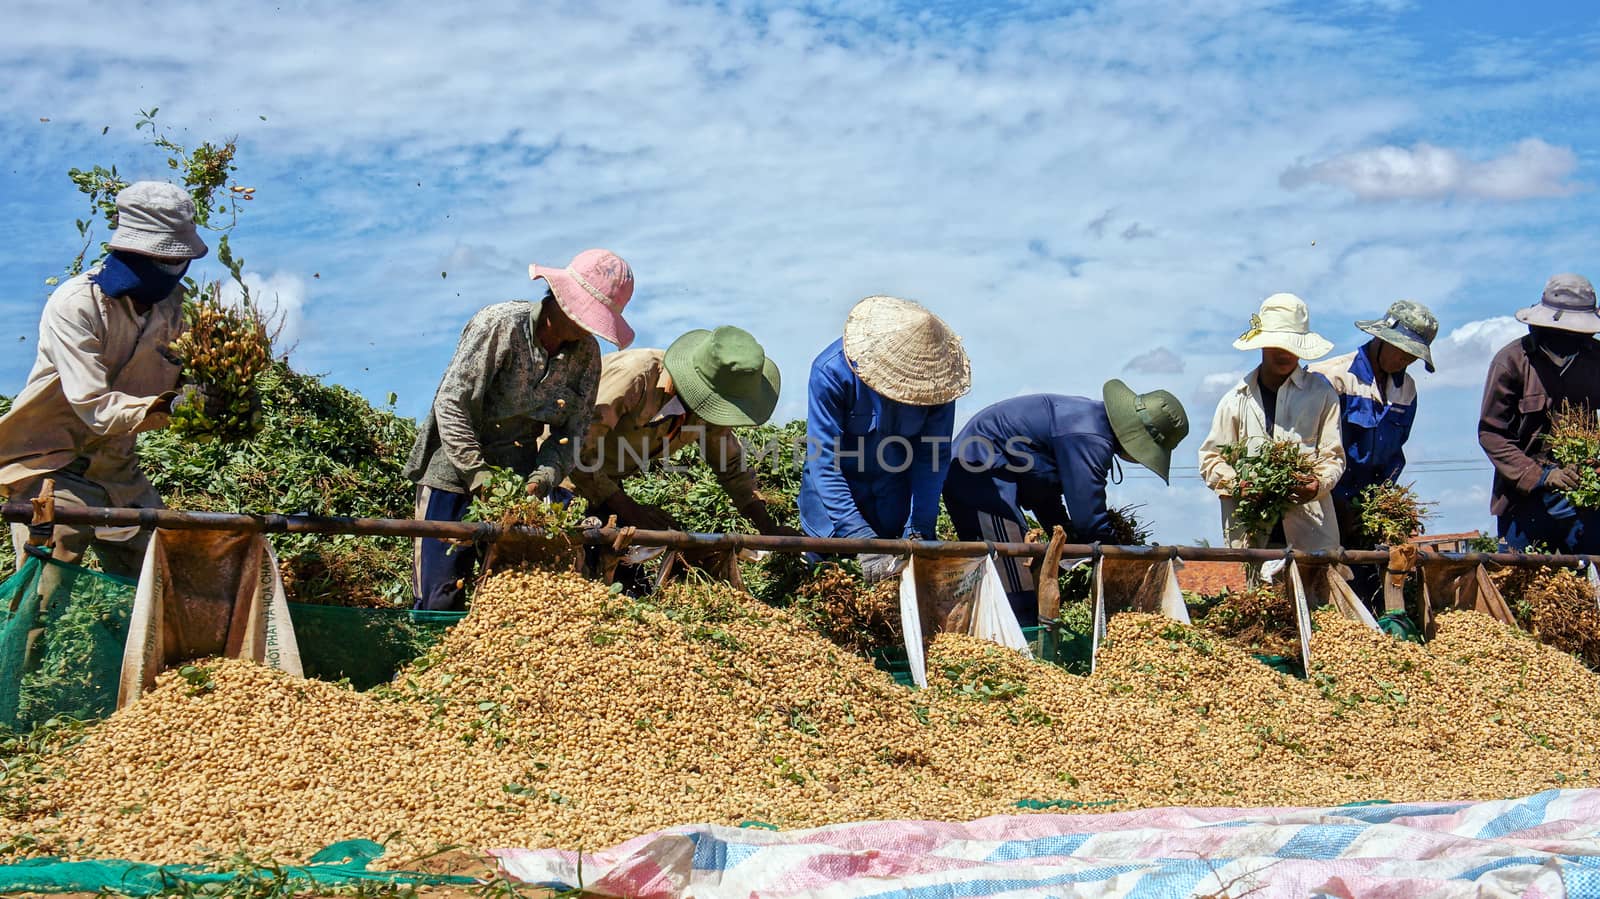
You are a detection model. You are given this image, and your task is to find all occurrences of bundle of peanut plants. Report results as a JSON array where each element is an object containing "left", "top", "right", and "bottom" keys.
[
  {"left": 1355, "top": 480, "right": 1433, "bottom": 546},
  {"left": 1218, "top": 439, "right": 1319, "bottom": 541},
  {"left": 1546, "top": 402, "right": 1600, "bottom": 509}
]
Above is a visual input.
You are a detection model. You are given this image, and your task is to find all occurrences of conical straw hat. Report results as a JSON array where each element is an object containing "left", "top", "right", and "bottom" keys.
[{"left": 842, "top": 296, "right": 971, "bottom": 405}]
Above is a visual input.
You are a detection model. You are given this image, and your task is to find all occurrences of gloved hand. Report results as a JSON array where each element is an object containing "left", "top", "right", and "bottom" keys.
[
  {"left": 170, "top": 382, "right": 226, "bottom": 417},
  {"left": 524, "top": 467, "right": 560, "bottom": 499},
  {"left": 468, "top": 469, "right": 496, "bottom": 496},
  {"left": 605, "top": 493, "right": 678, "bottom": 531},
  {"left": 739, "top": 502, "right": 801, "bottom": 537},
  {"left": 857, "top": 552, "right": 907, "bottom": 583},
  {"left": 1546, "top": 466, "right": 1581, "bottom": 493}
]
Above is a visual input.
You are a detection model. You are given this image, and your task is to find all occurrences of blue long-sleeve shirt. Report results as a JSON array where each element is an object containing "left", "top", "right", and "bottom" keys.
[
  {"left": 798, "top": 338, "right": 955, "bottom": 540},
  {"left": 951, "top": 394, "right": 1116, "bottom": 541},
  {"left": 1309, "top": 344, "right": 1418, "bottom": 502}
]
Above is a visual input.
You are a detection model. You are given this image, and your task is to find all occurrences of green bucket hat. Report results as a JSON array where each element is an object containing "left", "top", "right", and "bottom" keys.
[
  {"left": 1102, "top": 379, "right": 1190, "bottom": 483},
  {"left": 1357, "top": 300, "right": 1438, "bottom": 373},
  {"left": 663, "top": 326, "right": 781, "bottom": 428}
]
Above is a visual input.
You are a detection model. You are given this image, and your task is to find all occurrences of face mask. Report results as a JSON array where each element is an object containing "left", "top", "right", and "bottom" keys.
[{"left": 90, "top": 251, "right": 190, "bottom": 305}]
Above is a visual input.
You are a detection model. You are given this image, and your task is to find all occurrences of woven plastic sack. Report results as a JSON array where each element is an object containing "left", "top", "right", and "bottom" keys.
[
  {"left": 898, "top": 555, "right": 1032, "bottom": 688},
  {"left": 0, "top": 550, "right": 136, "bottom": 730}
]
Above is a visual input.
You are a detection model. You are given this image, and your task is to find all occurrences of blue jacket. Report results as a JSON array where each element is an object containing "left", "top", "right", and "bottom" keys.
[
  {"left": 949, "top": 394, "right": 1116, "bottom": 541},
  {"left": 1309, "top": 344, "right": 1418, "bottom": 501},
  {"left": 798, "top": 338, "right": 956, "bottom": 540}
]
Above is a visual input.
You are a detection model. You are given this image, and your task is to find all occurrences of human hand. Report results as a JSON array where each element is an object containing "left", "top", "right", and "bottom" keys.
[
  {"left": 170, "top": 382, "right": 226, "bottom": 417},
  {"left": 611, "top": 494, "right": 677, "bottom": 531},
  {"left": 1545, "top": 466, "right": 1580, "bottom": 493},
  {"left": 857, "top": 552, "right": 907, "bottom": 583},
  {"left": 524, "top": 467, "right": 559, "bottom": 498},
  {"left": 1289, "top": 474, "right": 1320, "bottom": 504}
]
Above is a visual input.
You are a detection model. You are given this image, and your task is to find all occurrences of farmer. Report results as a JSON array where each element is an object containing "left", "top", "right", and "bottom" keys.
[
  {"left": 1310, "top": 301, "right": 1437, "bottom": 602},
  {"left": 1198, "top": 293, "right": 1346, "bottom": 552},
  {"left": 0, "top": 181, "right": 218, "bottom": 578},
  {"left": 568, "top": 325, "right": 797, "bottom": 537},
  {"left": 404, "top": 249, "right": 634, "bottom": 611},
  {"left": 1479, "top": 274, "right": 1600, "bottom": 554},
  {"left": 941, "top": 384, "right": 1189, "bottom": 626},
  {"left": 799, "top": 296, "right": 970, "bottom": 582}
]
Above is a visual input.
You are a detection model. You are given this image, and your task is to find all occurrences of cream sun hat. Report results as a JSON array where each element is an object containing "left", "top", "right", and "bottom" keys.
[
  {"left": 842, "top": 296, "right": 971, "bottom": 405},
  {"left": 1232, "top": 293, "right": 1333, "bottom": 360}
]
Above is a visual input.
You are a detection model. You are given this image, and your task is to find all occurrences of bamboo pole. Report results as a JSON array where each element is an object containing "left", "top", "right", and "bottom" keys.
[{"left": 1, "top": 502, "right": 1590, "bottom": 570}]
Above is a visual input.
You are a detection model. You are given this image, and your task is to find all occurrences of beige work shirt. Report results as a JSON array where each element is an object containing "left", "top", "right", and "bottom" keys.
[
  {"left": 0, "top": 271, "right": 179, "bottom": 507},
  {"left": 568, "top": 349, "right": 760, "bottom": 509},
  {"left": 1197, "top": 365, "right": 1346, "bottom": 552}
]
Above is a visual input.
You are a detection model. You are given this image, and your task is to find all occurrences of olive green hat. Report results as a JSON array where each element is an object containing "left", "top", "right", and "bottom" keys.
[
  {"left": 1102, "top": 379, "right": 1190, "bottom": 484},
  {"left": 663, "top": 326, "right": 781, "bottom": 428}
]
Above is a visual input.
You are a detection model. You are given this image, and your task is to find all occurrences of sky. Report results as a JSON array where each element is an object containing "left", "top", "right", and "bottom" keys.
[{"left": 3, "top": 0, "right": 1598, "bottom": 545}]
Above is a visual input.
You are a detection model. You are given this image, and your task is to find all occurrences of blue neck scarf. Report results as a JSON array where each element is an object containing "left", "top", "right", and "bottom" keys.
[{"left": 90, "top": 251, "right": 189, "bottom": 306}]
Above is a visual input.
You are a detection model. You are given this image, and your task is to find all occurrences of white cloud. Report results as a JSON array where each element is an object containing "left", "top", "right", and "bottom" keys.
[
  {"left": 1124, "top": 347, "right": 1185, "bottom": 374},
  {"left": 1281, "top": 139, "right": 1581, "bottom": 201},
  {"left": 218, "top": 271, "right": 310, "bottom": 349},
  {"left": 1427, "top": 315, "right": 1524, "bottom": 388},
  {"left": 1193, "top": 370, "right": 1246, "bottom": 408},
  {"left": 0, "top": 0, "right": 1597, "bottom": 545}
]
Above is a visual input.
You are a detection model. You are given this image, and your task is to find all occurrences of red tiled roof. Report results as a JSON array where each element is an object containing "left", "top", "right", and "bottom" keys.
[{"left": 1178, "top": 560, "right": 1249, "bottom": 596}]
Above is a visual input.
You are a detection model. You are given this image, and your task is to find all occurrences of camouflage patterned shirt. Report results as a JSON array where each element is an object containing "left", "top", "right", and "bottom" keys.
[{"left": 405, "top": 297, "right": 601, "bottom": 493}]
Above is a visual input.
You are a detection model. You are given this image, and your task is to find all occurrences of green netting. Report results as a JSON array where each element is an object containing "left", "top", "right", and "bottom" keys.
[
  {"left": 0, "top": 550, "right": 467, "bottom": 727},
  {"left": 0, "top": 838, "right": 476, "bottom": 894},
  {"left": 289, "top": 604, "right": 464, "bottom": 689},
  {"left": 1377, "top": 610, "right": 1424, "bottom": 643},
  {"left": 0, "top": 552, "right": 136, "bottom": 731}
]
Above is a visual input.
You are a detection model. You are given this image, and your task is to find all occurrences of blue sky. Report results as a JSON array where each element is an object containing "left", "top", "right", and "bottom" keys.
[{"left": 3, "top": 0, "right": 1598, "bottom": 544}]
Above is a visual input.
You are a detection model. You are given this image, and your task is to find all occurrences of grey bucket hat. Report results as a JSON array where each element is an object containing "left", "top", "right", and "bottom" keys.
[
  {"left": 1357, "top": 300, "right": 1439, "bottom": 373},
  {"left": 106, "top": 181, "right": 208, "bottom": 260},
  {"left": 1515, "top": 274, "right": 1600, "bottom": 335}
]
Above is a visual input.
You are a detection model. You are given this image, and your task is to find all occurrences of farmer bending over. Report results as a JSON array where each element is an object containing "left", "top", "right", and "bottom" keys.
[
  {"left": 941, "top": 384, "right": 1189, "bottom": 626},
  {"left": 404, "top": 249, "right": 633, "bottom": 611},
  {"left": 568, "top": 325, "right": 798, "bottom": 536},
  {"left": 1198, "top": 294, "right": 1346, "bottom": 552},
  {"left": 798, "top": 296, "right": 970, "bottom": 582}
]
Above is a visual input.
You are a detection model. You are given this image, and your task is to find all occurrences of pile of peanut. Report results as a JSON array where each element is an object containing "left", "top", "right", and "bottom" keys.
[{"left": 7, "top": 568, "right": 1599, "bottom": 864}]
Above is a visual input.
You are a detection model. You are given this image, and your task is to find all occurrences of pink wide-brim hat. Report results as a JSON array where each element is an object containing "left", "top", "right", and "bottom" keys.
[{"left": 529, "top": 248, "right": 636, "bottom": 348}]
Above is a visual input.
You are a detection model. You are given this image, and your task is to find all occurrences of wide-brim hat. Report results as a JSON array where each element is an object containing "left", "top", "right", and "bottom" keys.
[
  {"left": 842, "top": 296, "right": 971, "bottom": 405},
  {"left": 530, "top": 248, "right": 636, "bottom": 348},
  {"left": 1232, "top": 292, "right": 1333, "bottom": 360},
  {"left": 1103, "top": 379, "right": 1189, "bottom": 483},
  {"left": 1357, "top": 299, "right": 1438, "bottom": 373},
  {"left": 106, "top": 181, "right": 208, "bottom": 260},
  {"left": 663, "top": 326, "right": 781, "bottom": 428},
  {"left": 1515, "top": 274, "right": 1600, "bottom": 335}
]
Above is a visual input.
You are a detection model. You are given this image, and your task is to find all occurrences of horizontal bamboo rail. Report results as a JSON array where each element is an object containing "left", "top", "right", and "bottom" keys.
[{"left": 2, "top": 502, "right": 1590, "bottom": 570}]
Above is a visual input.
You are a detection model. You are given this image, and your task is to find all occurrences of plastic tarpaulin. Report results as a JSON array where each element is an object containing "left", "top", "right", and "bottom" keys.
[
  {"left": 0, "top": 840, "right": 477, "bottom": 895},
  {"left": 495, "top": 789, "right": 1600, "bottom": 898}
]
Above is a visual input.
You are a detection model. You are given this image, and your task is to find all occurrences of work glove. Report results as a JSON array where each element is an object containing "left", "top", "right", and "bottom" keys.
[
  {"left": 468, "top": 469, "right": 495, "bottom": 496},
  {"left": 170, "top": 382, "right": 226, "bottom": 417},
  {"left": 739, "top": 502, "right": 801, "bottom": 537},
  {"left": 1545, "top": 466, "right": 1581, "bottom": 493},
  {"left": 602, "top": 493, "right": 677, "bottom": 531},
  {"left": 857, "top": 552, "right": 907, "bottom": 584},
  {"left": 524, "top": 467, "right": 560, "bottom": 499}
]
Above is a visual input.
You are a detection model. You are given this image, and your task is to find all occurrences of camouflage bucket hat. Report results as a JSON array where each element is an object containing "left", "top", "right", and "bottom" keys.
[{"left": 1357, "top": 300, "right": 1438, "bottom": 373}]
